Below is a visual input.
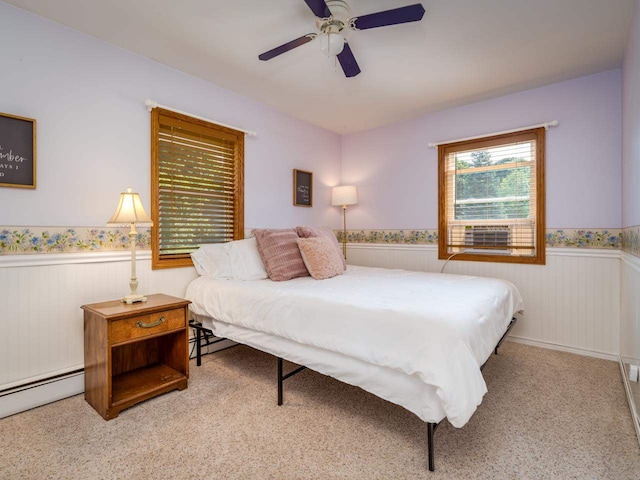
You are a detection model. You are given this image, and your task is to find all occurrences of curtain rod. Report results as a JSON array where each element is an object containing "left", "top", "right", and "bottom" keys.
[
  {"left": 145, "top": 100, "right": 257, "bottom": 137},
  {"left": 427, "top": 121, "right": 558, "bottom": 148}
]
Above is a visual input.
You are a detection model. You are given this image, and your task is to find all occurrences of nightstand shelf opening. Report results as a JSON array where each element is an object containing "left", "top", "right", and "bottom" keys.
[{"left": 111, "top": 363, "right": 187, "bottom": 406}]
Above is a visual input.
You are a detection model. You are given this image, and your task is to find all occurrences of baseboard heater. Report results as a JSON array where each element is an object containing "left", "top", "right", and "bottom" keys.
[{"left": 0, "top": 369, "right": 85, "bottom": 419}]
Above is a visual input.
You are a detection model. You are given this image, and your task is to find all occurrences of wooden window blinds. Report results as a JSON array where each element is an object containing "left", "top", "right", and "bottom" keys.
[
  {"left": 151, "top": 108, "right": 244, "bottom": 269},
  {"left": 438, "top": 128, "right": 545, "bottom": 265}
]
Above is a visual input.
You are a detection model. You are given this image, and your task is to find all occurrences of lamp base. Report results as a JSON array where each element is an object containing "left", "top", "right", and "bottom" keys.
[{"left": 121, "top": 293, "right": 147, "bottom": 305}]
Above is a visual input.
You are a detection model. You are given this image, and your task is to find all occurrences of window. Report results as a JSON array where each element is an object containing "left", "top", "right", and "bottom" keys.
[
  {"left": 438, "top": 128, "right": 545, "bottom": 265},
  {"left": 151, "top": 108, "right": 244, "bottom": 269}
]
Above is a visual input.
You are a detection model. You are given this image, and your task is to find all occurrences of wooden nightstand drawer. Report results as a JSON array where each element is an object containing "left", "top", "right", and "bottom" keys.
[{"left": 110, "top": 308, "right": 185, "bottom": 344}]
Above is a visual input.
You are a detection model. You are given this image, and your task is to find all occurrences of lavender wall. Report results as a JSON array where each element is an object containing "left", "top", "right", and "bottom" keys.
[
  {"left": 341, "top": 70, "right": 622, "bottom": 230},
  {"left": 623, "top": 0, "right": 640, "bottom": 229},
  {"left": 0, "top": 2, "right": 341, "bottom": 229},
  {"left": 0, "top": 1, "right": 623, "bottom": 234}
]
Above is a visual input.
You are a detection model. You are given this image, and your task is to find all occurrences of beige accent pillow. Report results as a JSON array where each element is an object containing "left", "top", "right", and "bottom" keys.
[
  {"left": 252, "top": 228, "right": 310, "bottom": 281},
  {"left": 295, "top": 226, "right": 346, "bottom": 269},
  {"left": 297, "top": 237, "right": 345, "bottom": 280}
]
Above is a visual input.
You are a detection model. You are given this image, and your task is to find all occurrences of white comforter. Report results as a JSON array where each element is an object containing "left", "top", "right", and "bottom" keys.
[{"left": 186, "top": 265, "right": 523, "bottom": 428}]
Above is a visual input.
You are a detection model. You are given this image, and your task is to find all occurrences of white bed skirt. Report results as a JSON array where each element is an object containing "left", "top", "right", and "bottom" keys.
[{"left": 196, "top": 314, "right": 448, "bottom": 423}]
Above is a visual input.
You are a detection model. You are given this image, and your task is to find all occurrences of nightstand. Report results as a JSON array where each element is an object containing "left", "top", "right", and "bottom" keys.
[{"left": 82, "top": 294, "right": 191, "bottom": 420}]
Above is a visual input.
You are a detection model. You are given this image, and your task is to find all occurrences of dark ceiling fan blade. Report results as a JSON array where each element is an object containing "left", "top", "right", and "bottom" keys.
[
  {"left": 337, "top": 43, "right": 361, "bottom": 78},
  {"left": 259, "top": 34, "right": 317, "bottom": 61},
  {"left": 350, "top": 3, "right": 425, "bottom": 30},
  {"left": 303, "top": 0, "right": 331, "bottom": 18}
]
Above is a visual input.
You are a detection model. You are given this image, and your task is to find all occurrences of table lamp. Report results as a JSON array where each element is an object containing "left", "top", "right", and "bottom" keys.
[
  {"left": 107, "top": 188, "right": 153, "bottom": 304},
  {"left": 331, "top": 185, "right": 358, "bottom": 258}
]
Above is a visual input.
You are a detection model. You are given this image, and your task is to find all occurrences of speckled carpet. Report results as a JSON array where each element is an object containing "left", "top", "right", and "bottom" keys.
[{"left": 1, "top": 342, "right": 639, "bottom": 479}]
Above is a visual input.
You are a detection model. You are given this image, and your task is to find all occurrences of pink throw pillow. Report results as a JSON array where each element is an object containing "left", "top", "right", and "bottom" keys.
[
  {"left": 297, "top": 237, "right": 345, "bottom": 280},
  {"left": 296, "top": 226, "right": 346, "bottom": 269},
  {"left": 252, "top": 228, "right": 310, "bottom": 281}
]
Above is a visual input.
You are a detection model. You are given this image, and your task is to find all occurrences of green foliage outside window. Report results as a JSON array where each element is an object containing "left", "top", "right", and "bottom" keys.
[{"left": 454, "top": 150, "right": 530, "bottom": 220}]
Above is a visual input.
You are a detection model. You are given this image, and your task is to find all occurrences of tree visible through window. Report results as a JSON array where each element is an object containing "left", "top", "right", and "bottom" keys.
[{"left": 438, "top": 128, "right": 545, "bottom": 265}]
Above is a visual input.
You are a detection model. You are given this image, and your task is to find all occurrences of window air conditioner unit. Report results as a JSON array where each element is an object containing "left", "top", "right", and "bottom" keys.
[{"left": 464, "top": 225, "right": 511, "bottom": 255}]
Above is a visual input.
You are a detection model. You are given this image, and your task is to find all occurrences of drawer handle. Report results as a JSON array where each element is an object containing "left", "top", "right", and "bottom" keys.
[{"left": 136, "top": 317, "right": 165, "bottom": 329}]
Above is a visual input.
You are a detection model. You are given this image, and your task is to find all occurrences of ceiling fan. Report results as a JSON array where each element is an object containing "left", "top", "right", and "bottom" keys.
[{"left": 258, "top": 0, "right": 426, "bottom": 78}]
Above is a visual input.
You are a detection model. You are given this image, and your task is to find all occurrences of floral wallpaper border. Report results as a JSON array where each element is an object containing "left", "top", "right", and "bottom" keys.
[
  {"left": 0, "top": 226, "right": 624, "bottom": 255},
  {"left": 336, "top": 229, "right": 622, "bottom": 249},
  {"left": 0, "top": 227, "right": 151, "bottom": 254},
  {"left": 336, "top": 230, "right": 439, "bottom": 245},
  {"left": 622, "top": 226, "right": 640, "bottom": 258},
  {"left": 544, "top": 229, "right": 621, "bottom": 249}
]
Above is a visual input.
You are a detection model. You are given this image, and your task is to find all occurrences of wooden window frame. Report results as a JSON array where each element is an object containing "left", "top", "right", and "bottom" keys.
[
  {"left": 438, "top": 128, "right": 546, "bottom": 265},
  {"left": 151, "top": 108, "right": 244, "bottom": 270}
]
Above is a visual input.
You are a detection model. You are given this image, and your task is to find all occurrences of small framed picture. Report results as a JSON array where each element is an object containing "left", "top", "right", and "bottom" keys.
[
  {"left": 0, "top": 112, "right": 37, "bottom": 189},
  {"left": 293, "top": 169, "right": 313, "bottom": 207}
]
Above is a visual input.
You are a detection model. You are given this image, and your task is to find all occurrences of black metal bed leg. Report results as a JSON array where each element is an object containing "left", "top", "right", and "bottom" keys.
[
  {"left": 427, "top": 422, "right": 436, "bottom": 472},
  {"left": 277, "top": 357, "right": 283, "bottom": 406},
  {"left": 196, "top": 324, "right": 202, "bottom": 367},
  {"left": 494, "top": 317, "right": 517, "bottom": 357},
  {"left": 276, "top": 357, "right": 306, "bottom": 406}
]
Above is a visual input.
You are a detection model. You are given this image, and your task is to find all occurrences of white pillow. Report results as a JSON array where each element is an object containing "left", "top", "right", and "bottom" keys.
[
  {"left": 228, "top": 238, "right": 268, "bottom": 280},
  {"left": 190, "top": 243, "right": 233, "bottom": 279},
  {"left": 190, "top": 238, "right": 267, "bottom": 280}
]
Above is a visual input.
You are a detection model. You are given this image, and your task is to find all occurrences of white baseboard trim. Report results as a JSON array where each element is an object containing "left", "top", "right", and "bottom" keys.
[
  {"left": 0, "top": 364, "right": 84, "bottom": 392},
  {"left": 0, "top": 370, "right": 84, "bottom": 419},
  {"left": 507, "top": 335, "right": 618, "bottom": 361},
  {"left": 619, "top": 356, "right": 640, "bottom": 448}
]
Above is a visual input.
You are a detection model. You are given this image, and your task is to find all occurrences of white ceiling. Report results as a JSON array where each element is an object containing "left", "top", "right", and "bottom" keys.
[{"left": 6, "top": 0, "right": 635, "bottom": 134}]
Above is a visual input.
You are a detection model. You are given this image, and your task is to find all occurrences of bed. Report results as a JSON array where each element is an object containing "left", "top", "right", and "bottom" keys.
[{"left": 186, "top": 264, "right": 523, "bottom": 471}]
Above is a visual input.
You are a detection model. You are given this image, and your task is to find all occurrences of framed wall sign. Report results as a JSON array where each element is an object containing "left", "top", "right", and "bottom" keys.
[
  {"left": 0, "top": 112, "right": 37, "bottom": 189},
  {"left": 293, "top": 169, "right": 313, "bottom": 207}
]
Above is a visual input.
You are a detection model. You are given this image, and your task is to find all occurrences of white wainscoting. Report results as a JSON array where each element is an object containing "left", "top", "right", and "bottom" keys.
[
  {"left": 0, "top": 246, "right": 624, "bottom": 417},
  {"left": 347, "top": 244, "right": 621, "bottom": 360},
  {"left": 621, "top": 253, "right": 640, "bottom": 366},
  {"left": 0, "top": 251, "right": 198, "bottom": 395}
]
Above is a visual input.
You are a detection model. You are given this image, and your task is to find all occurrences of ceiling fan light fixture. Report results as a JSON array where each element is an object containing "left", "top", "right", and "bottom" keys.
[{"left": 321, "top": 32, "right": 345, "bottom": 56}]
